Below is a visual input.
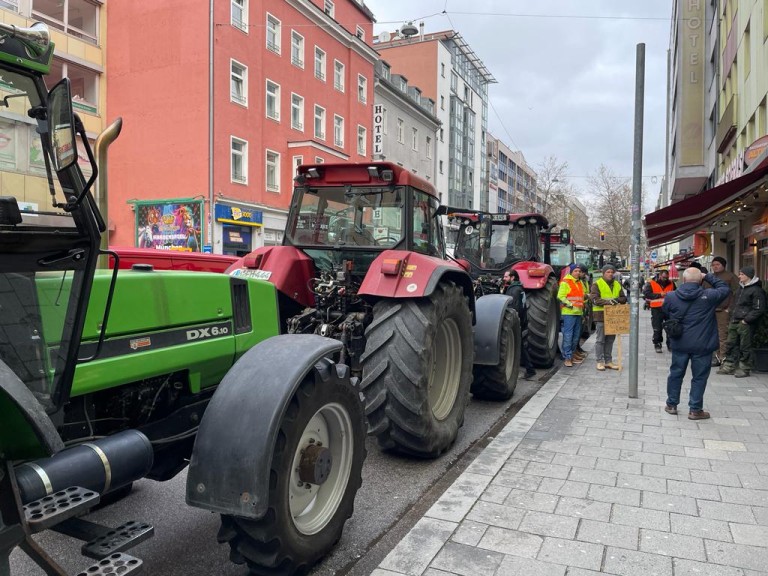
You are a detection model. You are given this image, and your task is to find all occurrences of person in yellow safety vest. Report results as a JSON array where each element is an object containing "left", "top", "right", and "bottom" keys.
[
  {"left": 557, "top": 264, "right": 585, "bottom": 367},
  {"left": 642, "top": 269, "right": 676, "bottom": 353},
  {"left": 590, "top": 264, "right": 627, "bottom": 371},
  {"left": 575, "top": 263, "right": 591, "bottom": 358}
]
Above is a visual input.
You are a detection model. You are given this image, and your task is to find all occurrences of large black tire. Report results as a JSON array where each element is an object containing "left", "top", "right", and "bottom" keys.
[
  {"left": 218, "top": 358, "right": 366, "bottom": 576},
  {"left": 526, "top": 276, "right": 559, "bottom": 368},
  {"left": 360, "top": 282, "right": 473, "bottom": 458},
  {"left": 471, "top": 308, "right": 521, "bottom": 401}
]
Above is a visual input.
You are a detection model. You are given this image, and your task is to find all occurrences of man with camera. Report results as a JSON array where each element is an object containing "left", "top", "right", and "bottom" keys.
[{"left": 662, "top": 267, "right": 730, "bottom": 420}]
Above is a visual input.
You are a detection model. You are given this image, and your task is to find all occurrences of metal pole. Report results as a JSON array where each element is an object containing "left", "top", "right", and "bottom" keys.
[
  {"left": 94, "top": 118, "right": 123, "bottom": 268},
  {"left": 629, "top": 43, "right": 645, "bottom": 398},
  {"left": 208, "top": 0, "right": 215, "bottom": 250}
]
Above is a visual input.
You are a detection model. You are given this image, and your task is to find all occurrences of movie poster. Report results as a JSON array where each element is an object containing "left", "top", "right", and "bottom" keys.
[{"left": 135, "top": 200, "right": 203, "bottom": 252}]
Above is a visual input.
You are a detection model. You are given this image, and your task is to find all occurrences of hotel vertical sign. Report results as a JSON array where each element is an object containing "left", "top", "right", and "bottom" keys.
[
  {"left": 373, "top": 104, "right": 384, "bottom": 157},
  {"left": 681, "top": 0, "right": 705, "bottom": 166}
]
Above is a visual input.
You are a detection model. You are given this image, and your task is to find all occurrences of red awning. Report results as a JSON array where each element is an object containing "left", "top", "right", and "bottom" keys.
[{"left": 644, "top": 165, "right": 768, "bottom": 247}]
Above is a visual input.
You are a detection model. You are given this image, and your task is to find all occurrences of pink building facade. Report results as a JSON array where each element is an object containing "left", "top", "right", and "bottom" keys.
[{"left": 107, "top": 0, "right": 376, "bottom": 254}]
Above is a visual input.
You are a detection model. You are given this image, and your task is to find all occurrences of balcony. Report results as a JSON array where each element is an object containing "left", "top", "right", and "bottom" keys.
[{"left": 716, "top": 94, "right": 737, "bottom": 154}]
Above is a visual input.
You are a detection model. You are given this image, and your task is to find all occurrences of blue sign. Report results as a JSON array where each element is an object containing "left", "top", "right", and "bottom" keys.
[
  {"left": 214, "top": 204, "right": 263, "bottom": 226},
  {"left": 202, "top": 245, "right": 212, "bottom": 254}
]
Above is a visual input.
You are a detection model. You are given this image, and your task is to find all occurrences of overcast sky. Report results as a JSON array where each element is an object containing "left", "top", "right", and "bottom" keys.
[{"left": 366, "top": 0, "right": 672, "bottom": 211}]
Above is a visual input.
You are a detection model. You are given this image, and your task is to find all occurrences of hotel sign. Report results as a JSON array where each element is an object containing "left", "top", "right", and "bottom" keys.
[
  {"left": 373, "top": 104, "right": 384, "bottom": 156},
  {"left": 680, "top": 0, "right": 705, "bottom": 167}
]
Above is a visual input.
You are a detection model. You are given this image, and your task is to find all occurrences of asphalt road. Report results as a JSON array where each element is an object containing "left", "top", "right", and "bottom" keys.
[{"left": 10, "top": 374, "right": 548, "bottom": 576}]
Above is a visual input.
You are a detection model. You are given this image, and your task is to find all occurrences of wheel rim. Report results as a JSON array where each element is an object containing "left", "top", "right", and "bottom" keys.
[
  {"left": 428, "top": 318, "right": 462, "bottom": 421},
  {"left": 504, "top": 328, "right": 516, "bottom": 380},
  {"left": 546, "top": 304, "right": 558, "bottom": 350},
  {"left": 288, "top": 403, "right": 354, "bottom": 535}
]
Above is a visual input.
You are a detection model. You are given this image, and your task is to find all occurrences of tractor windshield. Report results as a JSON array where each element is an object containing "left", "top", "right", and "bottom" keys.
[
  {"left": 287, "top": 185, "right": 406, "bottom": 248},
  {"left": 455, "top": 223, "right": 536, "bottom": 270},
  {"left": 574, "top": 249, "right": 594, "bottom": 269}
]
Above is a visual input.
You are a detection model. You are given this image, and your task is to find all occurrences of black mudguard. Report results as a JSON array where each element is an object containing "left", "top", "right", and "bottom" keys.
[
  {"left": 0, "top": 360, "right": 63, "bottom": 461},
  {"left": 185, "top": 334, "right": 343, "bottom": 519},
  {"left": 473, "top": 294, "right": 514, "bottom": 366}
]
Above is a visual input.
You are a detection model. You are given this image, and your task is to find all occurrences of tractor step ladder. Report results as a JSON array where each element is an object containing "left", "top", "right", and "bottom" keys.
[
  {"left": 23, "top": 487, "right": 100, "bottom": 533},
  {"left": 76, "top": 553, "right": 143, "bottom": 575},
  {"left": 81, "top": 520, "right": 154, "bottom": 560}
]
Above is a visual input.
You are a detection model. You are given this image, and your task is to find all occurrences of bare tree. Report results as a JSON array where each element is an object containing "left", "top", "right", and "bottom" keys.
[
  {"left": 536, "top": 155, "right": 569, "bottom": 221},
  {"left": 585, "top": 165, "right": 633, "bottom": 263}
]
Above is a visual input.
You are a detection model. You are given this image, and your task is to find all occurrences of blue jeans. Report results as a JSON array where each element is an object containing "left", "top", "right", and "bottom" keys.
[
  {"left": 666, "top": 351, "right": 712, "bottom": 411},
  {"left": 561, "top": 314, "right": 582, "bottom": 360}
]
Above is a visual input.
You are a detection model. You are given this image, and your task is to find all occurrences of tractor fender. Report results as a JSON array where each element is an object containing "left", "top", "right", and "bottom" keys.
[
  {"left": 511, "top": 262, "right": 556, "bottom": 290},
  {"left": 473, "top": 294, "right": 516, "bottom": 366},
  {"left": 359, "top": 251, "right": 475, "bottom": 316},
  {"left": 0, "top": 360, "right": 63, "bottom": 461},
  {"left": 185, "top": 334, "right": 343, "bottom": 519}
]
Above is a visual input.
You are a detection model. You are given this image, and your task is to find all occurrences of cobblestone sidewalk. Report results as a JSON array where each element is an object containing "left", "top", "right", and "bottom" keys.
[{"left": 373, "top": 310, "right": 768, "bottom": 576}]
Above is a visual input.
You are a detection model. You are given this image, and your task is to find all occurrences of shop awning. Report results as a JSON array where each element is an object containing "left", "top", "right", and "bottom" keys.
[{"left": 644, "top": 164, "right": 768, "bottom": 247}]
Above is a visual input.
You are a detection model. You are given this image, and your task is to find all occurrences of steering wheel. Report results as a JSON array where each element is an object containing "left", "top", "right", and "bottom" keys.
[{"left": 374, "top": 235, "right": 400, "bottom": 246}]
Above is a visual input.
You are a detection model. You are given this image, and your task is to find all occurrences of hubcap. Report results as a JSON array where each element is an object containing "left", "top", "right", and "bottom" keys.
[
  {"left": 288, "top": 403, "right": 354, "bottom": 535},
  {"left": 428, "top": 318, "right": 462, "bottom": 421}
]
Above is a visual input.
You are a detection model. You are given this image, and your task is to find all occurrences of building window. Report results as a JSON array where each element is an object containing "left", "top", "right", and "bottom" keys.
[
  {"left": 314, "top": 47, "right": 326, "bottom": 81},
  {"left": 334, "top": 60, "right": 345, "bottom": 92},
  {"left": 412, "top": 128, "right": 418, "bottom": 151},
  {"left": 356, "top": 26, "right": 365, "bottom": 41},
  {"left": 451, "top": 72, "right": 458, "bottom": 92},
  {"left": 334, "top": 115, "right": 344, "bottom": 147},
  {"left": 324, "top": 0, "right": 334, "bottom": 17},
  {"left": 293, "top": 155, "right": 303, "bottom": 176},
  {"left": 32, "top": 0, "right": 99, "bottom": 44},
  {"left": 266, "top": 13, "right": 281, "bottom": 54},
  {"left": 291, "top": 31, "right": 304, "bottom": 68},
  {"left": 397, "top": 118, "right": 404, "bottom": 143},
  {"left": 230, "top": 0, "right": 248, "bottom": 32},
  {"left": 357, "top": 125, "right": 367, "bottom": 156},
  {"left": 440, "top": 95, "right": 445, "bottom": 110},
  {"left": 440, "top": 128, "right": 444, "bottom": 141},
  {"left": 266, "top": 80, "right": 280, "bottom": 120},
  {"left": 230, "top": 60, "right": 247, "bottom": 105},
  {"left": 314, "top": 105, "right": 326, "bottom": 140},
  {"left": 439, "top": 160, "right": 444, "bottom": 174},
  {"left": 441, "top": 63, "right": 446, "bottom": 77},
  {"left": 426, "top": 136, "right": 432, "bottom": 159},
  {"left": 231, "top": 137, "right": 247, "bottom": 184},
  {"left": 0, "top": 0, "right": 18, "bottom": 13},
  {"left": 266, "top": 150, "right": 280, "bottom": 192},
  {"left": 315, "top": 156, "right": 324, "bottom": 164},
  {"left": 357, "top": 74, "right": 367, "bottom": 104},
  {"left": 291, "top": 93, "right": 304, "bottom": 131},
  {"left": 49, "top": 59, "right": 99, "bottom": 113}
]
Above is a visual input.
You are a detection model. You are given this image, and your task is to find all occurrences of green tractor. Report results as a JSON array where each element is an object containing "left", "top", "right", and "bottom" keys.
[{"left": 0, "top": 22, "right": 367, "bottom": 576}]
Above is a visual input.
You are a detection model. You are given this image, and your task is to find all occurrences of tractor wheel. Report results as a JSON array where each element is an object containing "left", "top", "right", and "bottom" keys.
[
  {"left": 361, "top": 282, "right": 473, "bottom": 458},
  {"left": 526, "top": 276, "right": 559, "bottom": 368},
  {"left": 471, "top": 308, "right": 521, "bottom": 401},
  {"left": 218, "top": 358, "right": 366, "bottom": 576}
]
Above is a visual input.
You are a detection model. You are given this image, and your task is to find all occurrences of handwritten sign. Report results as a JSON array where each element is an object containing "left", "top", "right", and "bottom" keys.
[{"left": 604, "top": 304, "right": 630, "bottom": 335}]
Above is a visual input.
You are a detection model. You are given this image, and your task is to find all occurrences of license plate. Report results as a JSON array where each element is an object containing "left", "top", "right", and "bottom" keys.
[{"left": 230, "top": 268, "right": 272, "bottom": 280}]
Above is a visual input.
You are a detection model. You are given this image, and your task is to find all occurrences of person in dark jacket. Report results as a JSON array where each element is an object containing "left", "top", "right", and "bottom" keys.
[
  {"left": 662, "top": 268, "right": 730, "bottom": 420},
  {"left": 643, "top": 269, "right": 676, "bottom": 353},
  {"left": 503, "top": 269, "right": 537, "bottom": 379},
  {"left": 717, "top": 266, "right": 766, "bottom": 378}
]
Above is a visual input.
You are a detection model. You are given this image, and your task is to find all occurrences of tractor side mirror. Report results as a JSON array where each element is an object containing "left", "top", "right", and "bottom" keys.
[
  {"left": 560, "top": 228, "right": 571, "bottom": 244},
  {"left": 47, "top": 78, "right": 78, "bottom": 172}
]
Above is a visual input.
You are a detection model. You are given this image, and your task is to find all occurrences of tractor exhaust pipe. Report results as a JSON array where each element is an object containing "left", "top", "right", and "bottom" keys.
[{"left": 14, "top": 430, "right": 153, "bottom": 504}]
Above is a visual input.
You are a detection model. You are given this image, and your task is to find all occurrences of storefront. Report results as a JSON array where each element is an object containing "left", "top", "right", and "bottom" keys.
[{"left": 214, "top": 204, "right": 263, "bottom": 257}]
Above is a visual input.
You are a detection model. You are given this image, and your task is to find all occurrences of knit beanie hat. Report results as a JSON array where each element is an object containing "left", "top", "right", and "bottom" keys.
[
  {"left": 740, "top": 265, "right": 755, "bottom": 278},
  {"left": 602, "top": 264, "right": 616, "bottom": 273},
  {"left": 569, "top": 263, "right": 578, "bottom": 273},
  {"left": 577, "top": 264, "right": 589, "bottom": 274},
  {"left": 712, "top": 256, "right": 726, "bottom": 267}
]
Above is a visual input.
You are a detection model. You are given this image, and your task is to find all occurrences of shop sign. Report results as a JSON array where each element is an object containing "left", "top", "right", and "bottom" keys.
[
  {"left": 373, "top": 104, "right": 384, "bottom": 156},
  {"left": 718, "top": 149, "right": 745, "bottom": 185},
  {"left": 745, "top": 135, "right": 768, "bottom": 167},
  {"left": 215, "top": 204, "right": 263, "bottom": 227},
  {"left": 135, "top": 199, "right": 203, "bottom": 252}
]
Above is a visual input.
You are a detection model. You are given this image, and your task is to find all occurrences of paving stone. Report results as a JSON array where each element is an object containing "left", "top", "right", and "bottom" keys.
[
  {"left": 711, "top": 418, "right": 751, "bottom": 427},
  {"left": 663, "top": 455, "right": 713, "bottom": 471},
  {"left": 643, "top": 463, "right": 693, "bottom": 482},
  {"left": 661, "top": 435, "right": 706, "bottom": 448},
  {"left": 703, "top": 440, "right": 747, "bottom": 452},
  {"left": 587, "top": 484, "right": 641, "bottom": 506},
  {"left": 379, "top": 517, "right": 458, "bottom": 575},
  {"left": 729, "top": 523, "right": 768, "bottom": 547},
  {"left": 577, "top": 518, "right": 639, "bottom": 550},
  {"left": 481, "top": 484, "right": 511, "bottom": 504},
  {"left": 672, "top": 558, "right": 745, "bottom": 576},
  {"left": 697, "top": 501, "right": 757, "bottom": 524},
  {"left": 704, "top": 540, "right": 768, "bottom": 572},
  {"left": 752, "top": 507, "right": 768, "bottom": 526},
  {"left": 710, "top": 462, "right": 760, "bottom": 476},
  {"left": 430, "top": 541, "right": 503, "bottom": 576},
  {"left": 554, "top": 496, "right": 612, "bottom": 522},
  {"left": 476, "top": 526, "right": 544, "bottom": 558},
  {"left": 494, "top": 555, "right": 567, "bottom": 576},
  {"left": 499, "top": 459, "right": 528, "bottom": 474},
  {"left": 584, "top": 427, "right": 625, "bottom": 439},
  {"left": 596, "top": 457, "right": 642, "bottom": 475},
  {"left": 690, "top": 470, "right": 742, "bottom": 487},
  {"left": 680, "top": 429, "right": 724, "bottom": 440},
  {"left": 612, "top": 504, "right": 671, "bottom": 531},
  {"left": 465, "top": 501, "right": 527, "bottom": 530},
  {"left": 719, "top": 486, "right": 768, "bottom": 508},
  {"left": 685, "top": 447, "right": 732, "bottom": 461},
  {"left": 536, "top": 477, "right": 566, "bottom": 495},
  {"left": 731, "top": 451, "right": 768, "bottom": 463},
  {"left": 518, "top": 510, "right": 580, "bottom": 539},
  {"left": 603, "top": 546, "right": 673, "bottom": 576},
  {"left": 642, "top": 491, "right": 699, "bottom": 516},
  {"left": 617, "top": 472, "right": 668, "bottom": 493},
  {"left": 551, "top": 453, "right": 598, "bottom": 470},
  {"left": 370, "top": 570, "right": 405, "bottom": 576},
  {"left": 621, "top": 450, "right": 666, "bottom": 465},
  {"left": 538, "top": 441, "right": 581, "bottom": 455},
  {"left": 537, "top": 537, "right": 604, "bottom": 571},
  {"left": 667, "top": 480, "right": 722, "bottom": 501},
  {"left": 512, "top": 447, "right": 556, "bottom": 463},
  {"left": 670, "top": 512, "right": 732, "bottom": 544},
  {"left": 524, "top": 462, "right": 572, "bottom": 480},
  {"left": 642, "top": 442, "right": 687, "bottom": 457},
  {"left": 427, "top": 472, "right": 493, "bottom": 522},
  {"left": 578, "top": 445, "right": 621, "bottom": 459},
  {"left": 503, "top": 489, "right": 559, "bottom": 513},
  {"left": 555, "top": 480, "right": 590, "bottom": 498},
  {"left": 603, "top": 438, "right": 644, "bottom": 451},
  {"left": 568, "top": 467, "right": 618, "bottom": 486},
  {"left": 493, "top": 471, "right": 543, "bottom": 491},
  {"left": 639, "top": 528, "right": 706, "bottom": 561}
]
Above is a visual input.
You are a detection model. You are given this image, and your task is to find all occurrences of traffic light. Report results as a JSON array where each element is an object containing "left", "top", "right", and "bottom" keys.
[{"left": 599, "top": 230, "right": 606, "bottom": 242}]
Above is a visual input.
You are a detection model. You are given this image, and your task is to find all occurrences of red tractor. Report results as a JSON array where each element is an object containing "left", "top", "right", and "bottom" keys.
[
  {"left": 449, "top": 211, "right": 560, "bottom": 368},
  {"left": 228, "top": 163, "right": 522, "bottom": 457}
]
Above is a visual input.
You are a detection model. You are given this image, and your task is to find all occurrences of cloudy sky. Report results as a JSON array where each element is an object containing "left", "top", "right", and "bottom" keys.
[{"left": 366, "top": 0, "right": 672, "bottom": 209}]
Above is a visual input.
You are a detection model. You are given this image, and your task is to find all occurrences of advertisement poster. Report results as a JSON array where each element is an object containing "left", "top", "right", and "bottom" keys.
[
  {"left": 0, "top": 118, "right": 17, "bottom": 169},
  {"left": 135, "top": 200, "right": 203, "bottom": 252},
  {"left": 29, "top": 125, "right": 45, "bottom": 174}
]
